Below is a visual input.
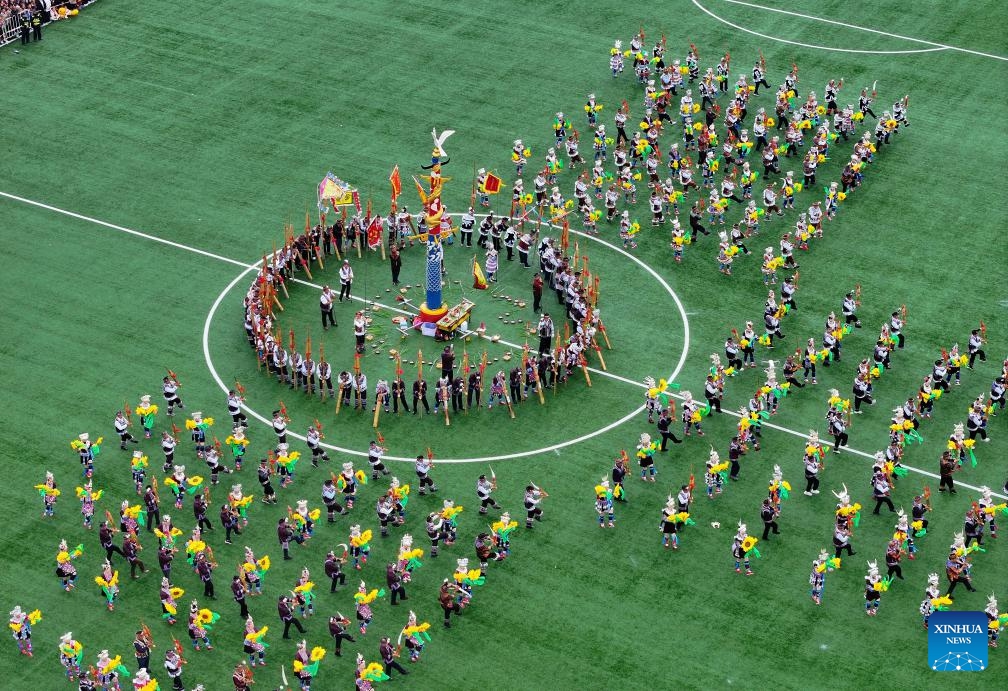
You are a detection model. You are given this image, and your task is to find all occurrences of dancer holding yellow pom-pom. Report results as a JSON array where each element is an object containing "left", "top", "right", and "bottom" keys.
[
  {"left": 585, "top": 93, "right": 603, "bottom": 126},
  {"left": 864, "top": 561, "right": 884, "bottom": 616},
  {"left": 293, "top": 566, "right": 316, "bottom": 618},
  {"left": 636, "top": 432, "right": 659, "bottom": 482},
  {"left": 595, "top": 478, "right": 615, "bottom": 528},
  {"left": 229, "top": 483, "right": 253, "bottom": 527},
  {"left": 225, "top": 426, "right": 249, "bottom": 471},
  {"left": 165, "top": 464, "right": 202, "bottom": 510},
  {"left": 185, "top": 411, "right": 213, "bottom": 459},
  {"left": 680, "top": 390, "right": 704, "bottom": 437},
  {"left": 128, "top": 450, "right": 148, "bottom": 496},
  {"left": 71, "top": 432, "right": 102, "bottom": 479},
  {"left": 919, "top": 573, "right": 943, "bottom": 628},
  {"left": 356, "top": 651, "right": 391, "bottom": 689},
  {"left": 136, "top": 394, "right": 159, "bottom": 439},
  {"left": 160, "top": 576, "right": 181, "bottom": 624},
  {"left": 354, "top": 580, "right": 384, "bottom": 635},
  {"left": 290, "top": 499, "right": 319, "bottom": 541},
  {"left": 349, "top": 524, "right": 372, "bottom": 570},
  {"left": 732, "top": 522, "right": 756, "bottom": 575},
  {"left": 400, "top": 609, "right": 430, "bottom": 663},
  {"left": 609, "top": 40, "right": 624, "bottom": 78},
  {"left": 809, "top": 549, "right": 839, "bottom": 605},
  {"left": 186, "top": 600, "right": 218, "bottom": 651},
  {"left": 8, "top": 605, "right": 40, "bottom": 657},
  {"left": 55, "top": 539, "right": 82, "bottom": 591},
  {"left": 511, "top": 138, "right": 530, "bottom": 176},
  {"left": 58, "top": 631, "right": 83, "bottom": 681},
  {"left": 659, "top": 494, "right": 690, "bottom": 550},
  {"left": 95, "top": 559, "right": 119, "bottom": 611},
  {"left": 705, "top": 447, "right": 728, "bottom": 499},
  {"left": 491, "top": 511, "right": 518, "bottom": 557},
  {"left": 36, "top": 471, "right": 60, "bottom": 517}
]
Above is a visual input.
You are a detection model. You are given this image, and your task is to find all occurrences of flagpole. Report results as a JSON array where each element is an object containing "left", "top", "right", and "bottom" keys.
[{"left": 380, "top": 207, "right": 387, "bottom": 262}]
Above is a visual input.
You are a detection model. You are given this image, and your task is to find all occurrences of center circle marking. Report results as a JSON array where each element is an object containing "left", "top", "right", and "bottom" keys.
[{"left": 202, "top": 219, "right": 691, "bottom": 463}]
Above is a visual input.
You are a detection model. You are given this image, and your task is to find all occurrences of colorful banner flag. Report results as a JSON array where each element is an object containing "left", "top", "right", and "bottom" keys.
[
  {"left": 472, "top": 257, "right": 488, "bottom": 290},
  {"left": 389, "top": 165, "right": 402, "bottom": 202},
  {"left": 366, "top": 216, "right": 383, "bottom": 250},
  {"left": 319, "top": 172, "right": 355, "bottom": 207},
  {"left": 480, "top": 172, "right": 504, "bottom": 195}
]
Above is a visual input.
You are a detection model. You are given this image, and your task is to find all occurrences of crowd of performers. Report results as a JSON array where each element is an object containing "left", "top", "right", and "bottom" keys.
[
  {"left": 242, "top": 230, "right": 611, "bottom": 423},
  {"left": 40, "top": 365, "right": 553, "bottom": 689},
  {"left": 621, "top": 273, "right": 1006, "bottom": 639},
  {"left": 21, "top": 29, "right": 1008, "bottom": 689},
  {"left": 599, "top": 32, "right": 910, "bottom": 266},
  {"left": 488, "top": 34, "right": 912, "bottom": 276},
  {"left": 236, "top": 22, "right": 916, "bottom": 429}
]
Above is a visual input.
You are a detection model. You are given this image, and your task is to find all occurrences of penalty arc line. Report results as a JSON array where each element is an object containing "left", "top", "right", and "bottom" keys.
[
  {"left": 690, "top": 0, "right": 949, "bottom": 56},
  {"left": 6, "top": 189, "right": 1005, "bottom": 491},
  {"left": 723, "top": 0, "right": 1008, "bottom": 62}
]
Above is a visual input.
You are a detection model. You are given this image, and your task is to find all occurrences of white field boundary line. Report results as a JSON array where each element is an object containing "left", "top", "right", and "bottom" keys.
[
  {"left": 6, "top": 189, "right": 1006, "bottom": 495},
  {"left": 0, "top": 186, "right": 670, "bottom": 391},
  {"left": 723, "top": 0, "right": 1008, "bottom": 62},
  {"left": 691, "top": 0, "right": 948, "bottom": 56},
  {"left": 748, "top": 410, "right": 1006, "bottom": 500},
  {"left": 0, "top": 188, "right": 649, "bottom": 397},
  {"left": 621, "top": 385, "right": 1007, "bottom": 501},
  {"left": 0, "top": 191, "right": 251, "bottom": 268}
]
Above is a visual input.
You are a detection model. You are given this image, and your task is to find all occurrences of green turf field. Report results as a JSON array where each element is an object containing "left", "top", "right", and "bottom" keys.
[{"left": 2, "top": 0, "right": 1007, "bottom": 689}]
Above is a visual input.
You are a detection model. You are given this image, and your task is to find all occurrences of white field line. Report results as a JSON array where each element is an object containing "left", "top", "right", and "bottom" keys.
[
  {"left": 692, "top": 0, "right": 948, "bottom": 56},
  {"left": 6, "top": 190, "right": 1006, "bottom": 496},
  {"left": 723, "top": 0, "right": 1008, "bottom": 61}
]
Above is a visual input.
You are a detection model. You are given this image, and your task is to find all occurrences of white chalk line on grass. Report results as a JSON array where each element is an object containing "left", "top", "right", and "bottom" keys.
[
  {"left": 204, "top": 279, "right": 665, "bottom": 465},
  {"left": 645, "top": 389, "right": 1007, "bottom": 501},
  {"left": 755, "top": 414, "right": 1006, "bottom": 500},
  {"left": 0, "top": 189, "right": 691, "bottom": 462},
  {"left": 691, "top": 0, "right": 949, "bottom": 56},
  {"left": 200, "top": 216, "right": 691, "bottom": 463},
  {"left": 0, "top": 191, "right": 250, "bottom": 268},
  {"left": 5, "top": 189, "right": 1005, "bottom": 496},
  {"left": 722, "top": 0, "right": 1008, "bottom": 62}
]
